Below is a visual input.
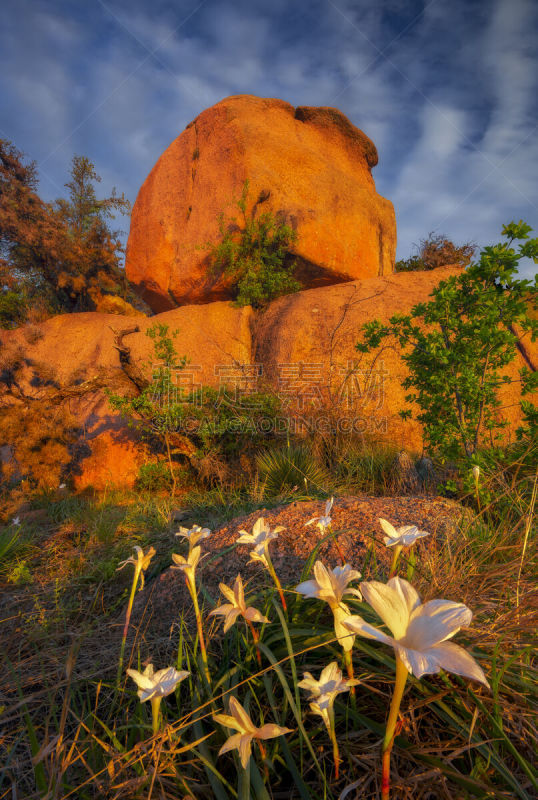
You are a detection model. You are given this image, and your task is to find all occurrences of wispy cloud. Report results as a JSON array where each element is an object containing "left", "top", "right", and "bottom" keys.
[{"left": 1, "top": 0, "right": 536, "bottom": 276}]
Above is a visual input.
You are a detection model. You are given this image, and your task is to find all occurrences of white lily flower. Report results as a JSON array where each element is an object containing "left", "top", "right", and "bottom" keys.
[
  {"left": 305, "top": 497, "right": 334, "bottom": 530},
  {"left": 379, "top": 518, "right": 430, "bottom": 548},
  {"left": 176, "top": 524, "right": 211, "bottom": 550},
  {"left": 117, "top": 545, "right": 155, "bottom": 590},
  {"left": 343, "top": 577, "right": 489, "bottom": 686},
  {"left": 127, "top": 663, "right": 190, "bottom": 734},
  {"left": 12, "top": 517, "right": 20, "bottom": 526},
  {"left": 299, "top": 661, "right": 359, "bottom": 729},
  {"left": 472, "top": 465, "right": 480, "bottom": 481},
  {"left": 296, "top": 561, "right": 361, "bottom": 652},
  {"left": 171, "top": 545, "right": 203, "bottom": 593},
  {"left": 214, "top": 696, "right": 292, "bottom": 769},
  {"left": 59, "top": 483, "right": 66, "bottom": 489},
  {"left": 209, "top": 574, "right": 270, "bottom": 633},
  {"left": 127, "top": 663, "right": 190, "bottom": 702},
  {"left": 237, "top": 517, "right": 285, "bottom": 569}
]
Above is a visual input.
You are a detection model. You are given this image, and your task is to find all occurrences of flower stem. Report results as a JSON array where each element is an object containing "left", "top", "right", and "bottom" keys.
[
  {"left": 151, "top": 697, "right": 161, "bottom": 735},
  {"left": 257, "top": 740, "right": 269, "bottom": 779},
  {"left": 117, "top": 567, "right": 140, "bottom": 687},
  {"left": 328, "top": 524, "right": 346, "bottom": 565},
  {"left": 329, "top": 725, "right": 341, "bottom": 780},
  {"left": 381, "top": 657, "right": 408, "bottom": 800},
  {"left": 265, "top": 551, "right": 287, "bottom": 612},
  {"left": 186, "top": 576, "right": 211, "bottom": 685},
  {"left": 343, "top": 649, "right": 356, "bottom": 702},
  {"left": 246, "top": 619, "right": 262, "bottom": 667},
  {"left": 388, "top": 546, "right": 403, "bottom": 579}
]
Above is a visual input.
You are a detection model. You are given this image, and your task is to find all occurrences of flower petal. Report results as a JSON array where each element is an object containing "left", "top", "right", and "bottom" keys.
[
  {"left": 219, "top": 583, "right": 237, "bottom": 605},
  {"left": 423, "top": 640, "right": 490, "bottom": 687},
  {"left": 257, "top": 723, "right": 293, "bottom": 740},
  {"left": 218, "top": 732, "right": 243, "bottom": 756},
  {"left": 394, "top": 643, "right": 441, "bottom": 678},
  {"left": 244, "top": 607, "right": 270, "bottom": 624},
  {"left": 213, "top": 713, "right": 241, "bottom": 732},
  {"left": 405, "top": 599, "right": 473, "bottom": 650},
  {"left": 126, "top": 668, "right": 156, "bottom": 692},
  {"left": 238, "top": 734, "right": 254, "bottom": 769},
  {"left": 389, "top": 577, "right": 422, "bottom": 617},
  {"left": 295, "top": 579, "right": 320, "bottom": 599},
  {"left": 234, "top": 574, "right": 245, "bottom": 610},
  {"left": 342, "top": 614, "right": 396, "bottom": 647},
  {"left": 360, "top": 580, "right": 413, "bottom": 639},
  {"left": 222, "top": 608, "right": 242, "bottom": 632},
  {"left": 379, "top": 518, "right": 399, "bottom": 539},
  {"left": 209, "top": 603, "right": 234, "bottom": 618},
  {"left": 229, "top": 696, "right": 256, "bottom": 734}
]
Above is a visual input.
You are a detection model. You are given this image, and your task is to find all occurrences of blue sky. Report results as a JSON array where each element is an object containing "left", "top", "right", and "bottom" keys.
[{"left": 1, "top": 0, "right": 537, "bottom": 276}]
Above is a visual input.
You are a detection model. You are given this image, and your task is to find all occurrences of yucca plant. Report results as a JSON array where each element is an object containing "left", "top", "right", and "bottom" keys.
[{"left": 256, "top": 443, "right": 330, "bottom": 498}]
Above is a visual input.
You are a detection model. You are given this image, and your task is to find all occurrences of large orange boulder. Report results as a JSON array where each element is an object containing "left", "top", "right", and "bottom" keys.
[{"left": 126, "top": 95, "right": 396, "bottom": 311}]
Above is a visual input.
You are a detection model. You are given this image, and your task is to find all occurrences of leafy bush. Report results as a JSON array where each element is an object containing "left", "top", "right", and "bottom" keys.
[
  {"left": 0, "top": 289, "right": 27, "bottom": 328},
  {"left": 107, "top": 324, "right": 283, "bottom": 491},
  {"left": 256, "top": 443, "right": 330, "bottom": 497},
  {"left": 358, "top": 221, "right": 538, "bottom": 461},
  {"left": 207, "top": 180, "right": 300, "bottom": 307},
  {"left": 395, "top": 231, "right": 475, "bottom": 272}
]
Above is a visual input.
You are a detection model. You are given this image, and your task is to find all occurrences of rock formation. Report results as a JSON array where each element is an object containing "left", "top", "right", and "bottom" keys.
[
  {"left": 1, "top": 267, "right": 535, "bottom": 490},
  {"left": 126, "top": 95, "right": 396, "bottom": 311}
]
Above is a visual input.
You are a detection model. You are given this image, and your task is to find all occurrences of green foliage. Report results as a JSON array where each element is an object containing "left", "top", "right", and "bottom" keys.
[
  {"left": 0, "top": 289, "right": 27, "bottom": 328},
  {"left": 135, "top": 461, "right": 174, "bottom": 492},
  {"left": 395, "top": 231, "right": 475, "bottom": 272},
  {"left": 107, "top": 324, "right": 283, "bottom": 490},
  {"left": 207, "top": 180, "right": 301, "bottom": 307},
  {"left": 256, "top": 443, "right": 330, "bottom": 497},
  {"left": 0, "top": 139, "right": 133, "bottom": 318},
  {"left": 358, "top": 222, "right": 538, "bottom": 460}
]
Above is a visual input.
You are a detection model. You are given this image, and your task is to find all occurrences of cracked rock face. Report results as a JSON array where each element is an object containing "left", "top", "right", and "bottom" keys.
[{"left": 125, "top": 94, "right": 397, "bottom": 311}]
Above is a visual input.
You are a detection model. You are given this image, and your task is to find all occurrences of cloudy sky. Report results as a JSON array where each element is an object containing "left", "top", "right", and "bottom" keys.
[{"left": 1, "top": 0, "right": 537, "bottom": 276}]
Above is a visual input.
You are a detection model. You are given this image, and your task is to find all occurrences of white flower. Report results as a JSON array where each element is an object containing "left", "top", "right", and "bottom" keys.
[
  {"left": 299, "top": 661, "right": 358, "bottom": 729},
  {"left": 209, "top": 574, "right": 270, "bottom": 633},
  {"left": 213, "top": 696, "right": 292, "bottom": 769},
  {"left": 117, "top": 545, "right": 155, "bottom": 590},
  {"left": 12, "top": 517, "right": 20, "bottom": 526},
  {"left": 176, "top": 524, "right": 211, "bottom": 550},
  {"left": 59, "top": 483, "right": 66, "bottom": 489},
  {"left": 237, "top": 517, "right": 285, "bottom": 569},
  {"left": 126, "top": 663, "right": 190, "bottom": 702},
  {"left": 171, "top": 545, "right": 203, "bottom": 592},
  {"left": 379, "top": 518, "right": 430, "bottom": 548},
  {"left": 305, "top": 497, "right": 334, "bottom": 531},
  {"left": 343, "top": 577, "right": 489, "bottom": 686},
  {"left": 472, "top": 465, "right": 480, "bottom": 480},
  {"left": 296, "top": 561, "right": 362, "bottom": 652}
]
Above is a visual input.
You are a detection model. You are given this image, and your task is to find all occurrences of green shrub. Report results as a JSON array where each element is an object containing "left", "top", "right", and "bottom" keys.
[
  {"left": 207, "top": 180, "right": 300, "bottom": 307},
  {"left": 107, "top": 324, "right": 283, "bottom": 491},
  {"left": 358, "top": 221, "right": 538, "bottom": 460},
  {"left": 256, "top": 442, "right": 330, "bottom": 497},
  {"left": 135, "top": 462, "right": 172, "bottom": 492},
  {"left": 395, "top": 232, "right": 475, "bottom": 272},
  {"left": 0, "top": 289, "right": 27, "bottom": 328}
]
